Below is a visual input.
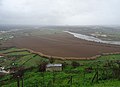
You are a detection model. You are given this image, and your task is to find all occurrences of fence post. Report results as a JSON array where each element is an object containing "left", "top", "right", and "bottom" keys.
[
  {"left": 96, "top": 64, "right": 99, "bottom": 83},
  {"left": 70, "top": 76, "right": 72, "bottom": 87},
  {"left": 91, "top": 63, "right": 99, "bottom": 83},
  {"left": 52, "top": 71, "right": 55, "bottom": 87},
  {"left": 21, "top": 76, "right": 24, "bottom": 87},
  {"left": 83, "top": 70, "right": 86, "bottom": 86},
  {"left": 42, "top": 72, "right": 45, "bottom": 87},
  {"left": 17, "top": 76, "right": 20, "bottom": 87}
]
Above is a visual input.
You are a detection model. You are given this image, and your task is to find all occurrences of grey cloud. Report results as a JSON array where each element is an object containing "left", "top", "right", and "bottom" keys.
[{"left": 0, "top": 0, "right": 120, "bottom": 25}]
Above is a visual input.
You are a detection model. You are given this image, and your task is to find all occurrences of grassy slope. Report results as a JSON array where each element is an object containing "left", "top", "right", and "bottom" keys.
[
  {"left": 0, "top": 47, "right": 120, "bottom": 87},
  {"left": 0, "top": 47, "right": 49, "bottom": 68},
  {"left": 2, "top": 67, "right": 120, "bottom": 87}
]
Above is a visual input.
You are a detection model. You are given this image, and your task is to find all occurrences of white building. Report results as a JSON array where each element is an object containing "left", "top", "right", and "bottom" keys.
[
  {"left": 46, "top": 64, "right": 62, "bottom": 72},
  {"left": 0, "top": 66, "right": 10, "bottom": 74}
]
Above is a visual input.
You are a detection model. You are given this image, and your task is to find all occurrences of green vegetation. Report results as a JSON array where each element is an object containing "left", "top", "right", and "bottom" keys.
[
  {"left": 30, "top": 29, "right": 62, "bottom": 36},
  {"left": 0, "top": 32, "right": 14, "bottom": 42},
  {"left": 0, "top": 47, "right": 120, "bottom": 87},
  {"left": 0, "top": 47, "right": 49, "bottom": 68}
]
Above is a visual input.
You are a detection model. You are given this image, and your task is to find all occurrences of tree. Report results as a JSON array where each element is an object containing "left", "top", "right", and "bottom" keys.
[
  {"left": 62, "top": 62, "right": 68, "bottom": 68},
  {"left": 39, "top": 62, "right": 48, "bottom": 72},
  {"left": 49, "top": 57, "right": 55, "bottom": 63},
  {"left": 71, "top": 61, "right": 80, "bottom": 68}
]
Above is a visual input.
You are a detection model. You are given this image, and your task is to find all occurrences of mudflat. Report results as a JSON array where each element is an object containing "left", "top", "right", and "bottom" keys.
[{"left": 2, "top": 32, "right": 120, "bottom": 58}]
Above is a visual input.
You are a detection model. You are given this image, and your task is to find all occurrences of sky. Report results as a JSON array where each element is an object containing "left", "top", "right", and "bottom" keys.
[{"left": 0, "top": 0, "right": 120, "bottom": 25}]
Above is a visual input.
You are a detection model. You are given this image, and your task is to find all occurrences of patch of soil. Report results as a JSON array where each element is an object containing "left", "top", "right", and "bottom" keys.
[{"left": 2, "top": 32, "right": 120, "bottom": 59}]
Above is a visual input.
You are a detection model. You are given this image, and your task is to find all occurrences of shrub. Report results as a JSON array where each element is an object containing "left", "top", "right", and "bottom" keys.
[{"left": 71, "top": 61, "right": 80, "bottom": 68}]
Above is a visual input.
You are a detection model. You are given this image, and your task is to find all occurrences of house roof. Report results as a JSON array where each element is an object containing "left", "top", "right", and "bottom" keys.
[{"left": 46, "top": 64, "right": 62, "bottom": 67}]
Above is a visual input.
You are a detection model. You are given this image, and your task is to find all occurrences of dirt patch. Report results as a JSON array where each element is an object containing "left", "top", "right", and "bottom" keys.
[{"left": 2, "top": 32, "right": 120, "bottom": 59}]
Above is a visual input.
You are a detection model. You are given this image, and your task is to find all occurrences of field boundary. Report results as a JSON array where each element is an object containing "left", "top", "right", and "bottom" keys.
[{"left": 24, "top": 48, "right": 120, "bottom": 60}]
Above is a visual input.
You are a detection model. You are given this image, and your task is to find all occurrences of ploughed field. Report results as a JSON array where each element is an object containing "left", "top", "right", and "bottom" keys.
[{"left": 2, "top": 31, "right": 120, "bottom": 59}]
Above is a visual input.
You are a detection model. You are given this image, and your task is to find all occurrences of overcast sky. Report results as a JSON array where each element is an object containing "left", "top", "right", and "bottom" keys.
[{"left": 0, "top": 0, "right": 120, "bottom": 25}]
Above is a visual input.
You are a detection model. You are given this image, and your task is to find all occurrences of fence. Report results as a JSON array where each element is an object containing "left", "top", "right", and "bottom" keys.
[{"left": 0, "top": 60, "right": 120, "bottom": 87}]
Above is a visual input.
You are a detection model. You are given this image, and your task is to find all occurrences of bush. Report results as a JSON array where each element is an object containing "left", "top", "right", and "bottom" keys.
[
  {"left": 71, "top": 61, "right": 80, "bottom": 68},
  {"left": 38, "top": 62, "right": 48, "bottom": 72}
]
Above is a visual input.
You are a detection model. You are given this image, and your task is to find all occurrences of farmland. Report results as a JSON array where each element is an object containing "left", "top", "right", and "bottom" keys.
[
  {"left": 0, "top": 25, "right": 120, "bottom": 87},
  {"left": 0, "top": 47, "right": 120, "bottom": 87},
  {"left": 0, "top": 47, "right": 49, "bottom": 68},
  {"left": 1, "top": 27, "right": 120, "bottom": 59}
]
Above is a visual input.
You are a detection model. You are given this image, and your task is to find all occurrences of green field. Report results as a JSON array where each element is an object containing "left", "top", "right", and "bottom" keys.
[
  {"left": 0, "top": 47, "right": 120, "bottom": 87},
  {"left": 0, "top": 47, "right": 49, "bottom": 68}
]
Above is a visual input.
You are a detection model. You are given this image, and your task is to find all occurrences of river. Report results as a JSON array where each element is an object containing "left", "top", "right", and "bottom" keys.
[{"left": 64, "top": 31, "right": 120, "bottom": 45}]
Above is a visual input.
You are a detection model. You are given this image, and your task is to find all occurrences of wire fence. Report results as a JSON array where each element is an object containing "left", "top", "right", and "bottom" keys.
[
  {"left": 0, "top": 62, "right": 120, "bottom": 87},
  {"left": 0, "top": 56, "right": 120, "bottom": 87}
]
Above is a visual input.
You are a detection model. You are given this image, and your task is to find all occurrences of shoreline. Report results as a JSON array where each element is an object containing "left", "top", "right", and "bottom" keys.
[{"left": 64, "top": 31, "right": 120, "bottom": 45}]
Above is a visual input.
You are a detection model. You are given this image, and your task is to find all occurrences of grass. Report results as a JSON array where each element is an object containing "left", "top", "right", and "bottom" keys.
[
  {"left": 0, "top": 47, "right": 27, "bottom": 54},
  {"left": 0, "top": 47, "right": 49, "bottom": 68},
  {"left": 1, "top": 67, "right": 120, "bottom": 87},
  {"left": 5, "top": 51, "right": 31, "bottom": 55},
  {"left": 97, "top": 54, "right": 120, "bottom": 61},
  {"left": 0, "top": 47, "right": 120, "bottom": 87}
]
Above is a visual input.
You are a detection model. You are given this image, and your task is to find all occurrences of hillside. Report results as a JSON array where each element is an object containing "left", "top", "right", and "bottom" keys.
[{"left": 0, "top": 47, "right": 120, "bottom": 87}]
